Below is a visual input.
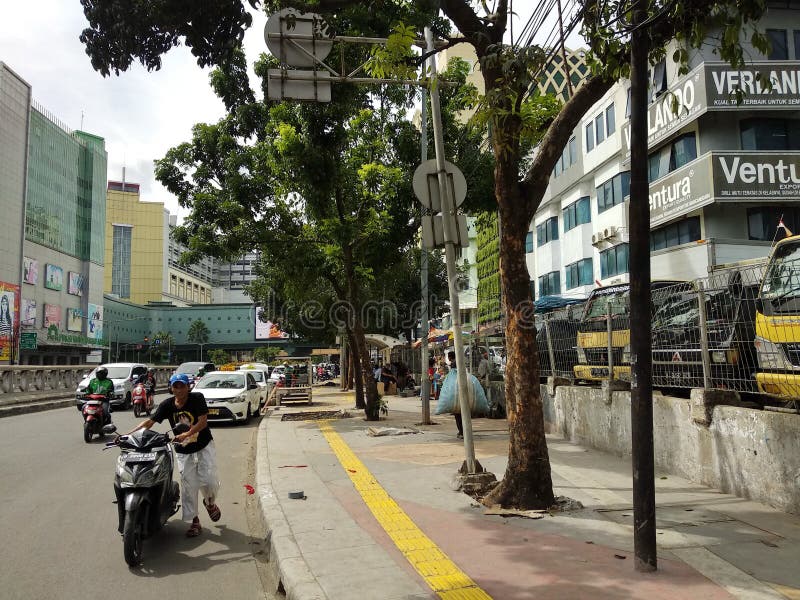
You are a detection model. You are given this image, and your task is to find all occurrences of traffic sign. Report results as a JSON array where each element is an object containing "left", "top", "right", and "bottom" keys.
[
  {"left": 19, "top": 332, "right": 37, "bottom": 350},
  {"left": 264, "top": 9, "right": 332, "bottom": 67},
  {"left": 267, "top": 69, "right": 331, "bottom": 102},
  {"left": 421, "top": 214, "right": 469, "bottom": 249},
  {"left": 412, "top": 159, "right": 467, "bottom": 212}
]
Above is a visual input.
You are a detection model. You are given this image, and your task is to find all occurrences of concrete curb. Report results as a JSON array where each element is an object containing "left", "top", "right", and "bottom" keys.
[
  {"left": 255, "top": 411, "right": 328, "bottom": 600},
  {"left": 0, "top": 398, "right": 74, "bottom": 417}
]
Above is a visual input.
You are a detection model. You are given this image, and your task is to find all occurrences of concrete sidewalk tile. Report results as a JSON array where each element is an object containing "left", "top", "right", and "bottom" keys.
[
  {"left": 316, "top": 564, "right": 428, "bottom": 600},
  {"left": 706, "top": 539, "right": 800, "bottom": 591}
]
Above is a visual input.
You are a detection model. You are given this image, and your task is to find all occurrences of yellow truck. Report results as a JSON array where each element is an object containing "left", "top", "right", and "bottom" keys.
[
  {"left": 755, "top": 235, "right": 800, "bottom": 402},
  {"left": 573, "top": 281, "right": 681, "bottom": 382}
]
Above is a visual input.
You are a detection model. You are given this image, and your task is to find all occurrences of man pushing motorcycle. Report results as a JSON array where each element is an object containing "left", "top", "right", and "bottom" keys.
[{"left": 121, "top": 372, "right": 221, "bottom": 537}]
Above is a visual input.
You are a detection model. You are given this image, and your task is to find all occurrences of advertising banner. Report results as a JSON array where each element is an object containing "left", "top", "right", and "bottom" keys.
[
  {"left": 712, "top": 152, "right": 800, "bottom": 200},
  {"left": 67, "top": 272, "right": 85, "bottom": 296},
  {"left": 705, "top": 62, "right": 800, "bottom": 109},
  {"left": 23, "top": 257, "right": 38, "bottom": 285},
  {"left": 254, "top": 307, "right": 289, "bottom": 340},
  {"left": 0, "top": 282, "right": 19, "bottom": 362},
  {"left": 45, "top": 264, "right": 63, "bottom": 291},
  {"left": 66, "top": 308, "right": 83, "bottom": 332},
  {"left": 88, "top": 303, "right": 103, "bottom": 340},
  {"left": 44, "top": 304, "right": 62, "bottom": 329},
  {"left": 22, "top": 298, "right": 36, "bottom": 328}
]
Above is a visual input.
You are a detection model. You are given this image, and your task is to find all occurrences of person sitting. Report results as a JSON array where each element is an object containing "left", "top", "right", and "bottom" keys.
[
  {"left": 86, "top": 366, "right": 114, "bottom": 425},
  {"left": 380, "top": 364, "right": 397, "bottom": 393}
]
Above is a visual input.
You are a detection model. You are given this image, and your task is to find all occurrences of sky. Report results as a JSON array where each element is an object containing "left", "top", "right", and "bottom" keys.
[{"left": 1, "top": 3, "right": 554, "bottom": 219}]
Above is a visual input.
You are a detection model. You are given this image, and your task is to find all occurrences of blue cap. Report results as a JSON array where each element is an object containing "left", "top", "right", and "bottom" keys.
[{"left": 169, "top": 373, "right": 191, "bottom": 386}]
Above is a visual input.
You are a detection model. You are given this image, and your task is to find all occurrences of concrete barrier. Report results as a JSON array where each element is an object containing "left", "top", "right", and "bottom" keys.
[{"left": 542, "top": 384, "right": 800, "bottom": 515}]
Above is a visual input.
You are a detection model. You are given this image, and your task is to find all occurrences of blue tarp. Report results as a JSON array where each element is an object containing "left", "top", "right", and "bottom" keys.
[{"left": 535, "top": 295, "right": 585, "bottom": 313}]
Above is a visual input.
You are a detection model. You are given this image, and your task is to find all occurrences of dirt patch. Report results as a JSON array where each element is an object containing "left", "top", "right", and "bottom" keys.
[{"left": 280, "top": 409, "right": 352, "bottom": 421}]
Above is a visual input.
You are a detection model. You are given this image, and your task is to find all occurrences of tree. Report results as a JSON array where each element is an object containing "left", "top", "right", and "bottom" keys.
[
  {"left": 152, "top": 330, "right": 175, "bottom": 364},
  {"left": 79, "top": 0, "right": 767, "bottom": 508},
  {"left": 253, "top": 346, "right": 281, "bottom": 363},
  {"left": 208, "top": 348, "right": 231, "bottom": 366},
  {"left": 187, "top": 319, "right": 210, "bottom": 361}
]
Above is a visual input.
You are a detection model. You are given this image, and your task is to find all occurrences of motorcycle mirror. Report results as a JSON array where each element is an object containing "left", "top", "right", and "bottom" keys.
[
  {"left": 173, "top": 423, "right": 190, "bottom": 435},
  {"left": 102, "top": 424, "right": 118, "bottom": 435}
]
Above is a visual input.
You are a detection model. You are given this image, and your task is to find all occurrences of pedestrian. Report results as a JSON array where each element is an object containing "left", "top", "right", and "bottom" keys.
[
  {"left": 121, "top": 372, "right": 221, "bottom": 538},
  {"left": 446, "top": 351, "right": 465, "bottom": 439},
  {"left": 477, "top": 350, "right": 490, "bottom": 389}
]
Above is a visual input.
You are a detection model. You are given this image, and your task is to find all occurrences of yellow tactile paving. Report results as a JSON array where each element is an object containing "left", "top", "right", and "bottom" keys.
[{"left": 318, "top": 420, "right": 492, "bottom": 600}]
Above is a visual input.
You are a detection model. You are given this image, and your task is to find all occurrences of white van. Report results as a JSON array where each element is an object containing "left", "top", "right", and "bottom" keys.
[{"left": 75, "top": 362, "right": 148, "bottom": 410}]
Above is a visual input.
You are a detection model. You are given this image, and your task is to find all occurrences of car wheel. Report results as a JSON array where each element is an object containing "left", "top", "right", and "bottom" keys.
[{"left": 244, "top": 404, "right": 252, "bottom": 424}]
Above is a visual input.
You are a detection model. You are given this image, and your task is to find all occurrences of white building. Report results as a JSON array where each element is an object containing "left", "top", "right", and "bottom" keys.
[{"left": 528, "top": 7, "right": 800, "bottom": 295}]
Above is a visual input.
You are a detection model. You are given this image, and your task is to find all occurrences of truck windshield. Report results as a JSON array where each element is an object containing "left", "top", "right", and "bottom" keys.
[
  {"left": 761, "top": 242, "right": 800, "bottom": 312},
  {"left": 652, "top": 293, "right": 698, "bottom": 328},
  {"left": 584, "top": 290, "right": 628, "bottom": 319}
]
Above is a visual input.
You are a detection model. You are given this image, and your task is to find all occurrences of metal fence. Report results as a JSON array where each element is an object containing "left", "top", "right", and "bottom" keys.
[{"left": 532, "top": 261, "right": 800, "bottom": 406}]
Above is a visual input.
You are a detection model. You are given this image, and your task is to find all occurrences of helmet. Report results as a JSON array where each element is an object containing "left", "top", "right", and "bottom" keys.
[
  {"left": 148, "top": 368, "right": 155, "bottom": 374},
  {"left": 96, "top": 367, "right": 108, "bottom": 379},
  {"left": 169, "top": 373, "right": 191, "bottom": 387}
]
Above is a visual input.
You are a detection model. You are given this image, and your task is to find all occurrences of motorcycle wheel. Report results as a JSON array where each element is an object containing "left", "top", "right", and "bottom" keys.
[
  {"left": 83, "top": 422, "right": 93, "bottom": 443},
  {"left": 133, "top": 403, "right": 142, "bottom": 418},
  {"left": 123, "top": 508, "right": 144, "bottom": 567}
]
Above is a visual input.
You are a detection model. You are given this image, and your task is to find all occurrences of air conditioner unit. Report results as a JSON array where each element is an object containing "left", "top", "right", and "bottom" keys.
[
  {"left": 603, "top": 226, "right": 617, "bottom": 240},
  {"left": 591, "top": 232, "right": 601, "bottom": 245}
]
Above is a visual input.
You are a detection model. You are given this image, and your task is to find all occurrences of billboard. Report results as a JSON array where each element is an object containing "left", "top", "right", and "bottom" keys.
[
  {"left": 22, "top": 298, "right": 36, "bottom": 328},
  {"left": 66, "top": 308, "right": 83, "bottom": 332},
  {"left": 23, "top": 257, "right": 38, "bottom": 285},
  {"left": 44, "top": 304, "right": 62, "bottom": 329},
  {"left": 712, "top": 152, "right": 800, "bottom": 201},
  {"left": 88, "top": 303, "right": 103, "bottom": 340},
  {"left": 254, "top": 307, "right": 289, "bottom": 340},
  {"left": 649, "top": 154, "right": 714, "bottom": 227},
  {"left": 0, "top": 282, "right": 19, "bottom": 362},
  {"left": 705, "top": 62, "right": 800, "bottom": 109},
  {"left": 45, "top": 264, "right": 63, "bottom": 291},
  {"left": 68, "top": 272, "right": 85, "bottom": 296}
]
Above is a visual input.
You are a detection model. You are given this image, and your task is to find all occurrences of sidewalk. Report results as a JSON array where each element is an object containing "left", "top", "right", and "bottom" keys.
[{"left": 255, "top": 386, "right": 800, "bottom": 600}]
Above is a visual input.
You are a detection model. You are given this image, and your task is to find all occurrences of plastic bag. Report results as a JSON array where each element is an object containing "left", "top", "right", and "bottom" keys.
[{"left": 434, "top": 369, "right": 489, "bottom": 416}]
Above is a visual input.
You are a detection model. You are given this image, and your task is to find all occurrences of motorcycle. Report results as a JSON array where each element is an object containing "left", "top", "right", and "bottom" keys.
[
  {"left": 131, "top": 382, "right": 153, "bottom": 417},
  {"left": 106, "top": 423, "right": 187, "bottom": 566},
  {"left": 81, "top": 393, "right": 117, "bottom": 443}
]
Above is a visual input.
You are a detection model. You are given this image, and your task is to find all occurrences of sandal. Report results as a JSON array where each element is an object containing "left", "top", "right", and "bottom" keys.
[
  {"left": 204, "top": 499, "right": 221, "bottom": 522},
  {"left": 186, "top": 518, "right": 202, "bottom": 537}
]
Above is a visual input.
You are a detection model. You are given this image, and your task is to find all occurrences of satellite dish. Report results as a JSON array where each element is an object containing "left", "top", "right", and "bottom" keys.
[{"left": 264, "top": 9, "right": 333, "bottom": 67}]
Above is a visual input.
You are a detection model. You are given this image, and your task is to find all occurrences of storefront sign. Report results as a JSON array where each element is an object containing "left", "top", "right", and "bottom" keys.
[
  {"left": 713, "top": 152, "right": 800, "bottom": 200},
  {"left": 45, "top": 325, "right": 107, "bottom": 347},
  {"left": 706, "top": 62, "right": 800, "bottom": 109},
  {"left": 649, "top": 154, "right": 714, "bottom": 227}
]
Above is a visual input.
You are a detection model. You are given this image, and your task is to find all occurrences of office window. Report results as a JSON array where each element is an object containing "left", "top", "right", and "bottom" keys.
[
  {"left": 647, "top": 133, "right": 697, "bottom": 181},
  {"left": 740, "top": 118, "right": 800, "bottom": 151},
  {"left": 651, "top": 60, "right": 667, "bottom": 99},
  {"left": 795, "top": 31, "right": 800, "bottom": 60},
  {"left": 568, "top": 136, "right": 577, "bottom": 164},
  {"left": 597, "top": 172, "right": 631, "bottom": 213},
  {"left": 605, "top": 104, "right": 616, "bottom": 135},
  {"left": 525, "top": 231, "right": 534, "bottom": 253},
  {"left": 554, "top": 136, "right": 578, "bottom": 178},
  {"left": 536, "top": 217, "right": 559, "bottom": 247},
  {"left": 768, "top": 29, "right": 789, "bottom": 59},
  {"left": 595, "top": 114, "right": 606, "bottom": 144},
  {"left": 650, "top": 217, "right": 701, "bottom": 251},
  {"left": 563, "top": 196, "right": 591, "bottom": 232},
  {"left": 111, "top": 225, "right": 132, "bottom": 299},
  {"left": 566, "top": 258, "right": 593, "bottom": 289},
  {"left": 748, "top": 207, "right": 800, "bottom": 240},
  {"left": 585, "top": 123, "right": 595, "bottom": 152},
  {"left": 538, "top": 271, "right": 561, "bottom": 297},
  {"left": 600, "top": 244, "right": 629, "bottom": 278}
]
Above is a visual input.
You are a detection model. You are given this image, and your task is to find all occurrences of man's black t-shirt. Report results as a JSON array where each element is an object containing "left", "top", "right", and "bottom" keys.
[{"left": 152, "top": 392, "right": 213, "bottom": 454}]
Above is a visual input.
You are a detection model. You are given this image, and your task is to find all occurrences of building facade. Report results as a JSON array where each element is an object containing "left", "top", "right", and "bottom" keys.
[{"left": 528, "top": 7, "right": 800, "bottom": 297}]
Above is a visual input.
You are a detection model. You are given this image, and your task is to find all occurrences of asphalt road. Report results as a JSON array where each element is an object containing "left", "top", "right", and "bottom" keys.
[{"left": 0, "top": 394, "right": 274, "bottom": 600}]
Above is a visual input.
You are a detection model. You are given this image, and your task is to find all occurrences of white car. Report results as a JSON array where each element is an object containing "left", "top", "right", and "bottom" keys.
[
  {"left": 237, "top": 365, "right": 271, "bottom": 407},
  {"left": 76, "top": 363, "right": 149, "bottom": 410},
  {"left": 192, "top": 371, "right": 260, "bottom": 423},
  {"left": 269, "top": 366, "right": 285, "bottom": 382}
]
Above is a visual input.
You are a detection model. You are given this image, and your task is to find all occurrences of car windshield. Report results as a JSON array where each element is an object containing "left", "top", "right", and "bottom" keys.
[
  {"left": 176, "top": 364, "right": 205, "bottom": 375},
  {"left": 584, "top": 290, "right": 629, "bottom": 319},
  {"left": 652, "top": 293, "right": 699, "bottom": 328},
  {"left": 194, "top": 374, "right": 245, "bottom": 390},
  {"left": 100, "top": 366, "right": 132, "bottom": 379},
  {"left": 243, "top": 370, "right": 264, "bottom": 382}
]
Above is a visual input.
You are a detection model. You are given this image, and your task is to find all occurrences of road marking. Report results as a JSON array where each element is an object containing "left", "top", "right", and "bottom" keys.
[{"left": 318, "top": 421, "right": 492, "bottom": 599}]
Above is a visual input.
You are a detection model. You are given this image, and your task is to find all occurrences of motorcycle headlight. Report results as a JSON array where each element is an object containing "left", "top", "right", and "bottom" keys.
[
  {"left": 754, "top": 336, "right": 791, "bottom": 370},
  {"left": 577, "top": 347, "right": 587, "bottom": 364},
  {"left": 622, "top": 344, "right": 631, "bottom": 364},
  {"left": 116, "top": 462, "right": 134, "bottom": 484}
]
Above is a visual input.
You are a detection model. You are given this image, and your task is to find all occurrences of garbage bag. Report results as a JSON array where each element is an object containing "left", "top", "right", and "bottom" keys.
[{"left": 434, "top": 369, "right": 489, "bottom": 416}]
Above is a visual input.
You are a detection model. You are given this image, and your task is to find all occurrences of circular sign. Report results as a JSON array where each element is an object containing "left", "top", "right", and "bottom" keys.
[
  {"left": 264, "top": 9, "right": 333, "bottom": 67},
  {"left": 412, "top": 159, "right": 467, "bottom": 212}
]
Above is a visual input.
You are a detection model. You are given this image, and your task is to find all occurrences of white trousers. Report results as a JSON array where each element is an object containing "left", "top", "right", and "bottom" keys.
[{"left": 176, "top": 442, "right": 220, "bottom": 522}]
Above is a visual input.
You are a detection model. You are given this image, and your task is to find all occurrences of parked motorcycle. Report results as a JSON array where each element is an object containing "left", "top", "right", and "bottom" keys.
[
  {"left": 81, "top": 393, "right": 117, "bottom": 443},
  {"left": 106, "top": 423, "right": 186, "bottom": 566},
  {"left": 131, "top": 382, "right": 153, "bottom": 417}
]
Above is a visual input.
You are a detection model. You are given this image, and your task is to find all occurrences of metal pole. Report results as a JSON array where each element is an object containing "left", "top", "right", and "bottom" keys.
[
  {"left": 544, "top": 314, "right": 557, "bottom": 378},
  {"left": 420, "top": 77, "right": 432, "bottom": 425},
  {"left": 696, "top": 282, "right": 712, "bottom": 389},
  {"left": 629, "top": 0, "right": 658, "bottom": 572},
  {"left": 607, "top": 300, "right": 615, "bottom": 379},
  {"left": 425, "top": 27, "right": 476, "bottom": 473}
]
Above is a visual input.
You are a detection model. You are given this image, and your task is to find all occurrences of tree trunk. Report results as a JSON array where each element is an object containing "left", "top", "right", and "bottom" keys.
[
  {"left": 352, "top": 316, "right": 381, "bottom": 420},
  {"left": 347, "top": 329, "right": 365, "bottom": 408},
  {"left": 483, "top": 149, "right": 555, "bottom": 510}
]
